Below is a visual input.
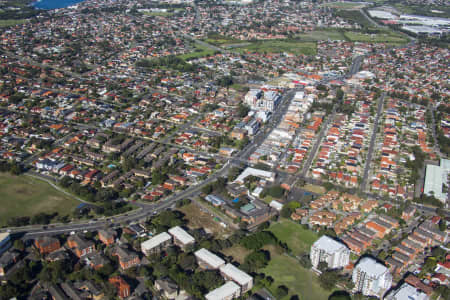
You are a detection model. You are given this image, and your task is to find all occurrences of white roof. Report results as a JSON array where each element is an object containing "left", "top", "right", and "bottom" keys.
[
  {"left": 205, "top": 281, "right": 240, "bottom": 300},
  {"left": 312, "top": 235, "right": 348, "bottom": 253},
  {"left": 269, "top": 200, "right": 283, "bottom": 211},
  {"left": 0, "top": 232, "right": 10, "bottom": 242},
  {"left": 424, "top": 158, "right": 450, "bottom": 203},
  {"left": 234, "top": 167, "right": 275, "bottom": 184},
  {"left": 195, "top": 248, "right": 225, "bottom": 269},
  {"left": 386, "top": 283, "right": 429, "bottom": 300},
  {"left": 141, "top": 232, "right": 171, "bottom": 251},
  {"left": 356, "top": 257, "right": 389, "bottom": 278},
  {"left": 220, "top": 264, "right": 253, "bottom": 286},
  {"left": 168, "top": 226, "right": 195, "bottom": 245}
]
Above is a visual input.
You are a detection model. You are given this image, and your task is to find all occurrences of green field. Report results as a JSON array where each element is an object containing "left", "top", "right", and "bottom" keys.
[
  {"left": 203, "top": 33, "right": 244, "bottom": 46},
  {"left": 178, "top": 43, "right": 216, "bottom": 60},
  {"left": 335, "top": 10, "right": 373, "bottom": 27},
  {"left": 234, "top": 40, "right": 317, "bottom": 55},
  {"left": 269, "top": 218, "right": 319, "bottom": 256},
  {"left": 297, "top": 30, "right": 347, "bottom": 41},
  {"left": 143, "top": 11, "right": 173, "bottom": 17},
  {"left": 324, "top": 1, "right": 367, "bottom": 9},
  {"left": 344, "top": 31, "right": 408, "bottom": 44},
  {"left": 0, "top": 173, "right": 80, "bottom": 226},
  {"left": 261, "top": 248, "right": 330, "bottom": 300},
  {"left": 0, "top": 19, "right": 27, "bottom": 27},
  {"left": 302, "top": 184, "right": 326, "bottom": 194}
]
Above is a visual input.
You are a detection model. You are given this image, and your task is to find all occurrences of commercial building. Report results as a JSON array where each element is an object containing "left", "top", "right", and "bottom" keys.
[
  {"left": 205, "top": 281, "right": 241, "bottom": 300},
  {"left": 195, "top": 248, "right": 225, "bottom": 270},
  {"left": 168, "top": 226, "right": 195, "bottom": 249},
  {"left": 141, "top": 232, "right": 172, "bottom": 256},
  {"left": 234, "top": 167, "right": 275, "bottom": 185},
  {"left": 220, "top": 264, "right": 253, "bottom": 293},
  {"left": 0, "top": 233, "right": 11, "bottom": 256},
  {"left": 423, "top": 158, "right": 450, "bottom": 205},
  {"left": 310, "top": 235, "right": 350, "bottom": 269},
  {"left": 352, "top": 257, "right": 392, "bottom": 297}
]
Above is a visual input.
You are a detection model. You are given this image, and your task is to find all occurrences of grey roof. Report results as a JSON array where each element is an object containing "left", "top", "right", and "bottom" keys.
[
  {"left": 392, "top": 251, "right": 409, "bottom": 263},
  {"left": 395, "top": 244, "right": 415, "bottom": 255},
  {"left": 373, "top": 218, "right": 393, "bottom": 229},
  {"left": 358, "top": 227, "right": 377, "bottom": 238}
]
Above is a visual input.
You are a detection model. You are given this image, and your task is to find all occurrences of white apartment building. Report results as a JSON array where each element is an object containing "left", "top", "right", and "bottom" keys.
[
  {"left": 205, "top": 281, "right": 241, "bottom": 300},
  {"left": 310, "top": 235, "right": 350, "bottom": 269},
  {"left": 352, "top": 257, "right": 392, "bottom": 297},
  {"left": 244, "top": 89, "right": 281, "bottom": 112}
]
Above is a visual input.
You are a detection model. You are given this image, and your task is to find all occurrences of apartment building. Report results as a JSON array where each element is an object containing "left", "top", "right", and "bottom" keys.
[
  {"left": 352, "top": 257, "right": 392, "bottom": 297},
  {"left": 310, "top": 235, "right": 350, "bottom": 269}
]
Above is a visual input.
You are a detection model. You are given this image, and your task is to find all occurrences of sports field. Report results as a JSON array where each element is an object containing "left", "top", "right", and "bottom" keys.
[{"left": 0, "top": 173, "right": 80, "bottom": 226}]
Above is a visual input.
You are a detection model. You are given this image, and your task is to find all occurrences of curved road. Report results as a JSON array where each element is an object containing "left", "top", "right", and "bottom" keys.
[{"left": 6, "top": 88, "right": 297, "bottom": 238}]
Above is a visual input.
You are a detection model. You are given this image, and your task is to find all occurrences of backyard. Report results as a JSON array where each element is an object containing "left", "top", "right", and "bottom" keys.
[{"left": 0, "top": 173, "right": 80, "bottom": 226}]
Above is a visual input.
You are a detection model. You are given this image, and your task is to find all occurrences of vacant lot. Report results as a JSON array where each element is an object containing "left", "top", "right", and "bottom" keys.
[
  {"left": 234, "top": 40, "right": 317, "bottom": 55},
  {"left": 178, "top": 202, "right": 233, "bottom": 238},
  {"left": 269, "top": 218, "right": 318, "bottom": 256},
  {"left": 0, "top": 173, "right": 80, "bottom": 226},
  {"left": 261, "top": 247, "right": 330, "bottom": 300}
]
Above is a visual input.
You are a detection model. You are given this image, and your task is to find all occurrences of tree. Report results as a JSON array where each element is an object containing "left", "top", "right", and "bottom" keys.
[
  {"left": 276, "top": 285, "right": 289, "bottom": 298},
  {"left": 237, "top": 103, "right": 250, "bottom": 117},
  {"left": 439, "top": 220, "right": 446, "bottom": 231},
  {"left": 319, "top": 270, "right": 339, "bottom": 290},
  {"left": 242, "top": 250, "right": 270, "bottom": 272},
  {"left": 328, "top": 291, "right": 352, "bottom": 300},
  {"left": 240, "top": 231, "right": 278, "bottom": 250},
  {"left": 13, "top": 240, "right": 25, "bottom": 251},
  {"left": 264, "top": 185, "right": 285, "bottom": 198},
  {"left": 281, "top": 201, "right": 300, "bottom": 218},
  {"left": 298, "top": 254, "right": 312, "bottom": 268},
  {"left": 216, "top": 75, "right": 233, "bottom": 87}
]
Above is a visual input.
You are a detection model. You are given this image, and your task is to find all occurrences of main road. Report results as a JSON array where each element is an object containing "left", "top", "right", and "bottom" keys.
[{"left": 7, "top": 88, "right": 297, "bottom": 238}]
